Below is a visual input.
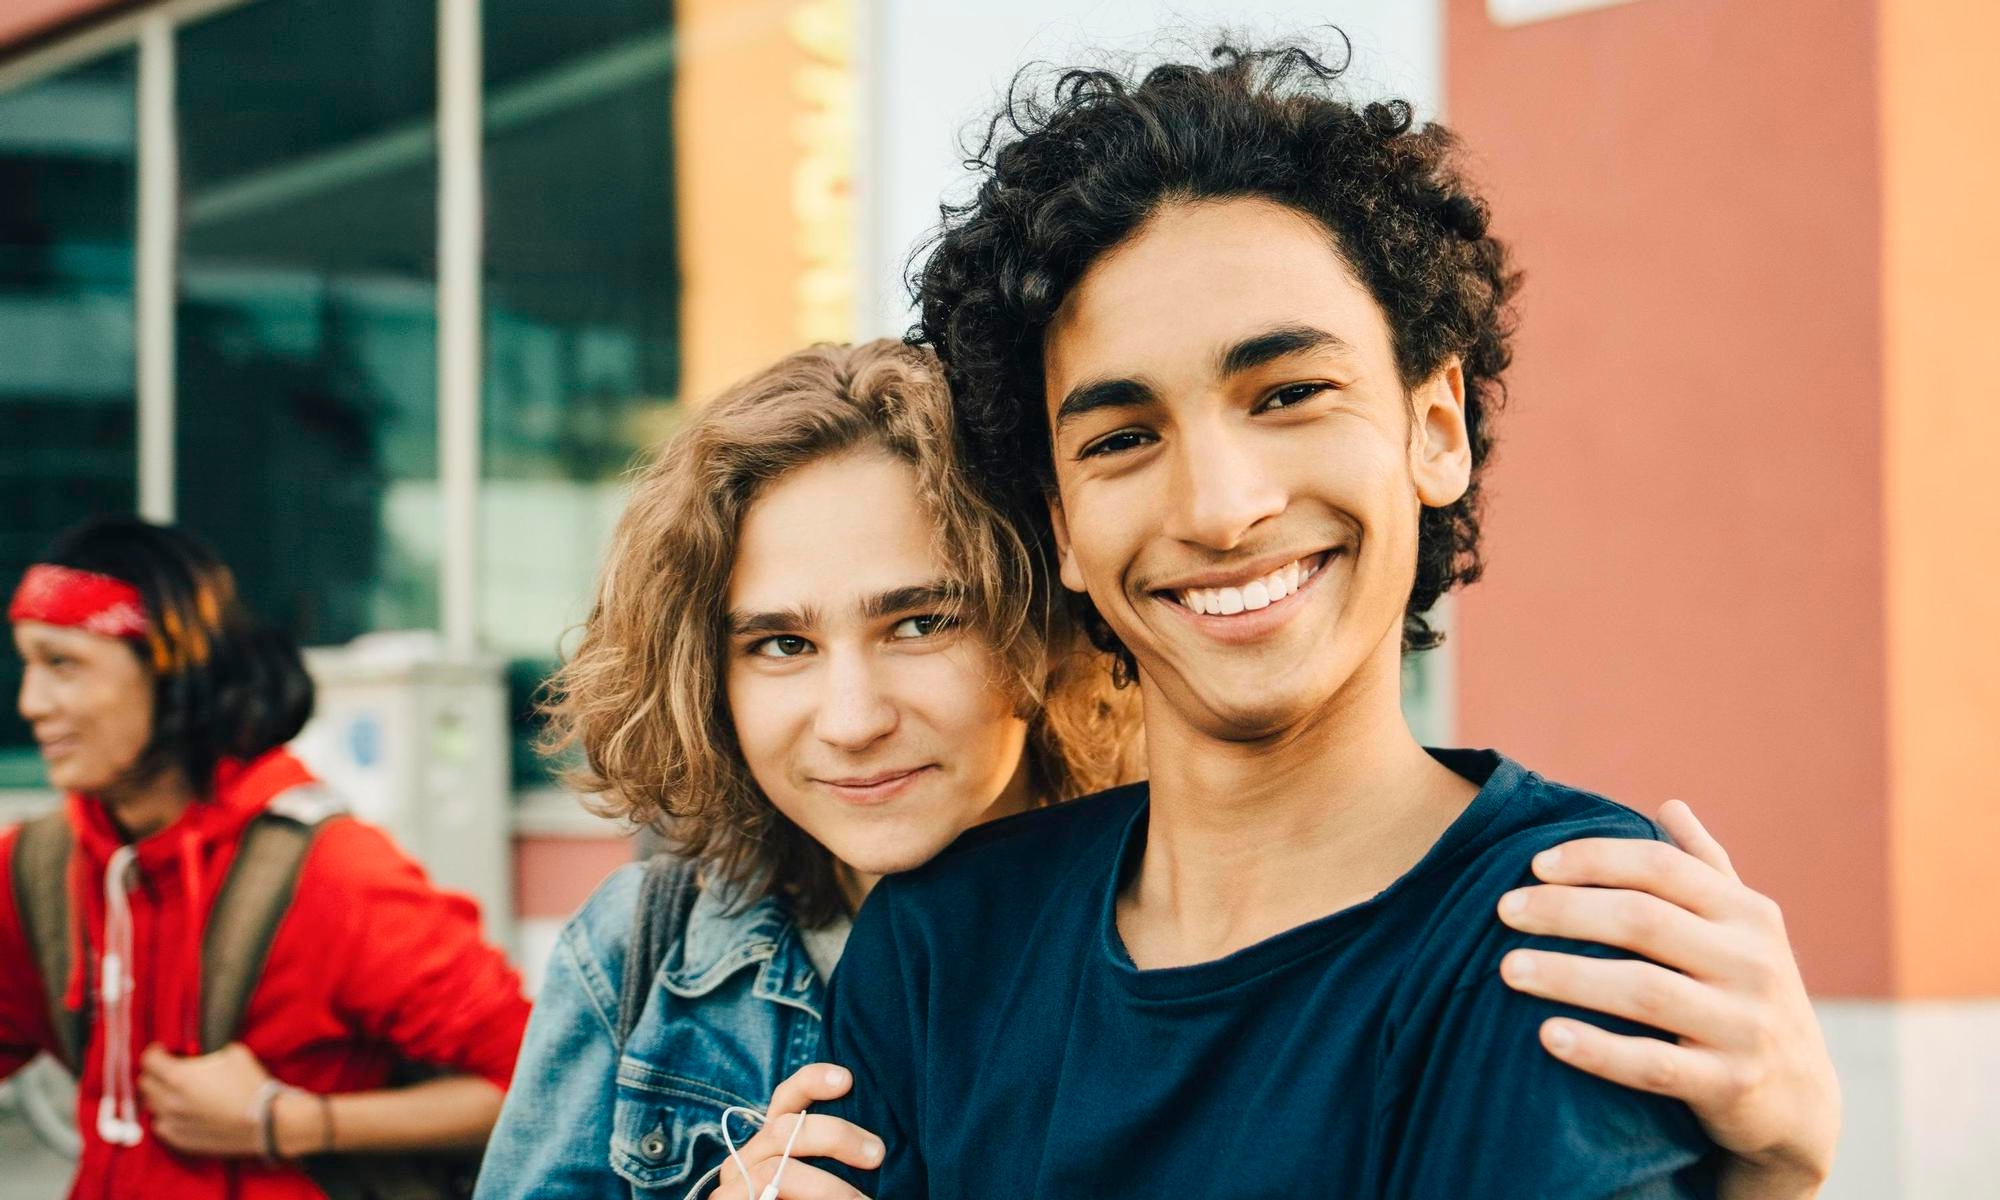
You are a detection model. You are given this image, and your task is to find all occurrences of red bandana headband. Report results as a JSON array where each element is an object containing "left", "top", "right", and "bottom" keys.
[{"left": 7, "top": 564, "right": 150, "bottom": 639}]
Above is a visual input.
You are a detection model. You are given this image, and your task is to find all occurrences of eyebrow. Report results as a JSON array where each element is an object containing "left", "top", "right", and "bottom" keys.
[
  {"left": 1054, "top": 377, "right": 1155, "bottom": 431},
  {"left": 1053, "top": 324, "right": 1354, "bottom": 430},
  {"left": 860, "top": 581, "right": 961, "bottom": 621},
  {"left": 726, "top": 580, "right": 962, "bottom": 637},
  {"left": 726, "top": 604, "right": 819, "bottom": 638},
  {"left": 1217, "top": 324, "right": 1353, "bottom": 377}
]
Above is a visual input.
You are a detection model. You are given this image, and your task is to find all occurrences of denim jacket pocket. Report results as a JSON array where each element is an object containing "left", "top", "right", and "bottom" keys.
[{"left": 609, "top": 1055, "right": 763, "bottom": 1194}]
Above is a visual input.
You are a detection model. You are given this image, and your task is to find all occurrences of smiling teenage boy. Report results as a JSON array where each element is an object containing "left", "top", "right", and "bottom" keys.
[{"left": 812, "top": 46, "right": 1720, "bottom": 1199}]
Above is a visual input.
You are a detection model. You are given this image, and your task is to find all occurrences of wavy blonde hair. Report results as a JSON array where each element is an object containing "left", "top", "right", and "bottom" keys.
[{"left": 541, "top": 340, "right": 1138, "bottom": 926}]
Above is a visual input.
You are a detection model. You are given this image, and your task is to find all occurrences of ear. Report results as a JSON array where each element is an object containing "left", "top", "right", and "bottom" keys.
[
  {"left": 1046, "top": 492, "right": 1088, "bottom": 594},
  {"left": 1410, "top": 357, "right": 1472, "bottom": 508}
]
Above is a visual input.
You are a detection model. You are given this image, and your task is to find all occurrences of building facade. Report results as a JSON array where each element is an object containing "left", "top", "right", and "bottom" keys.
[{"left": 0, "top": 1, "right": 1994, "bottom": 1195}]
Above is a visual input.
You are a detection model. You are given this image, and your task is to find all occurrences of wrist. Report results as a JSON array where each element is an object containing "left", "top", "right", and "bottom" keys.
[
  {"left": 1718, "top": 1151, "right": 1830, "bottom": 1200},
  {"left": 271, "top": 1088, "right": 328, "bottom": 1160}
]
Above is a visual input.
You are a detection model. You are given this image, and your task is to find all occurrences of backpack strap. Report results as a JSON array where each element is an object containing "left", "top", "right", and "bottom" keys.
[
  {"left": 199, "top": 784, "right": 344, "bottom": 1053},
  {"left": 615, "top": 854, "right": 701, "bottom": 1051},
  {"left": 10, "top": 810, "right": 85, "bottom": 1073}
]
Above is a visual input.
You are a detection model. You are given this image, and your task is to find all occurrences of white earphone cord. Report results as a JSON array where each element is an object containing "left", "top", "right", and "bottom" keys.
[{"left": 677, "top": 1103, "right": 809, "bottom": 1200}]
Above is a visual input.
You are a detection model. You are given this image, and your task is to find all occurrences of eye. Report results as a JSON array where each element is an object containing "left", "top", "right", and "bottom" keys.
[
  {"left": 748, "top": 635, "right": 813, "bottom": 659},
  {"left": 1078, "top": 428, "right": 1155, "bottom": 459},
  {"left": 891, "top": 614, "right": 958, "bottom": 640},
  {"left": 1255, "top": 382, "right": 1331, "bottom": 413}
]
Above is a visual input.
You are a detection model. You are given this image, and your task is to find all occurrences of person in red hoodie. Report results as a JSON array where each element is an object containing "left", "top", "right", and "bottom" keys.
[{"left": 0, "top": 516, "right": 530, "bottom": 1199}]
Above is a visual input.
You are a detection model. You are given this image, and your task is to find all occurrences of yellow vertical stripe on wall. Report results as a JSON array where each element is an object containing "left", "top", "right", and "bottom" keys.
[
  {"left": 1882, "top": 0, "right": 2000, "bottom": 996},
  {"left": 674, "top": 0, "right": 854, "bottom": 406}
]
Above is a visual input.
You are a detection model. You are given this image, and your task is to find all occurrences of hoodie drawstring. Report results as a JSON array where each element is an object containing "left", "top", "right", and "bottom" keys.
[{"left": 97, "top": 843, "right": 143, "bottom": 1146}]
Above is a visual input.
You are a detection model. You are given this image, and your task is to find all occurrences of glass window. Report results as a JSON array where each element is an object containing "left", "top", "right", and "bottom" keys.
[
  {"left": 481, "top": 0, "right": 679, "bottom": 784},
  {"left": 0, "top": 51, "right": 138, "bottom": 789},
  {"left": 174, "top": 0, "right": 440, "bottom": 646}
]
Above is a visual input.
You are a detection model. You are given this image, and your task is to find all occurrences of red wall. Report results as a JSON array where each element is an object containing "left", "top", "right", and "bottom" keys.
[{"left": 1447, "top": 0, "right": 1887, "bottom": 994}]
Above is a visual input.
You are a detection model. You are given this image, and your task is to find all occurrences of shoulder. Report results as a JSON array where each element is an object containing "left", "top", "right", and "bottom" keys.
[
  {"left": 1436, "top": 750, "right": 1666, "bottom": 879},
  {"left": 294, "top": 813, "right": 416, "bottom": 878},
  {"left": 284, "top": 816, "right": 492, "bottom": 939},
  {"left": 1415, "top": 754, "right": 1671, "bottom": 987},
  {"left": 558, "top": 861, "right": 645, "bottom": 982},
  {"left": 1490, "top": 760, "right": 1667, "bottom": 859},
  {"left": 845, "top": 785, "right": 1143, "bottom": 978},
  {"left": 874, "top": 783, "right": 1145, "bottom": 909}
]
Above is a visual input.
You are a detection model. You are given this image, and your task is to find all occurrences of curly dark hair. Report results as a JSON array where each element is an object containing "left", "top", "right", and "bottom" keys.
[{"left": 911, "top": 37, "right": 1521, "bottom": 664}]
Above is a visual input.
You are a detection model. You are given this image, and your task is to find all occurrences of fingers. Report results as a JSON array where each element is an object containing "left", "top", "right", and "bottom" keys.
[
  {"left": 137, "top": 1045, "right": 178, "bottom": 1109},
  {"left": 714, "top": 1158, "right": 870, "bottom": 1200},
  {"left": 1498, "top": 882, "right": 1758, "bottom": 982},
  {"left": 1501, "top": 949, "right": 1742, "bottom": 1047},
  {"left": 138, "top": 1042, "right": 172, "bottom": 1081},
  {"left": 1535, "top": 1016, "right": 1738, "bottom": 1108},
  {"left": 137, "top": 1069, "right": 167, "bottom": 1113},
  {"left": 739, "top": 1113, "right": 885, "bottom": 1173},
  {"left": 766, "top": 1064, "right": 855, "bottom": 1119},
  {"left": 1655, "top": 800, "right": 1740, "bottom": 883},
  {"left": 1527, "top": 837, "right": 1741, "bottom": 920}
]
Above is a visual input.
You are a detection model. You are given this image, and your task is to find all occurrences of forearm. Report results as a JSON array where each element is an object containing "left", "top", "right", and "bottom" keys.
[{"left": 274, "top": 1074, "right": 504, "bottom": 1156}]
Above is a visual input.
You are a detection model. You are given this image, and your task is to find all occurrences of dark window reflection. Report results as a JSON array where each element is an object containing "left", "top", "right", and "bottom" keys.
[
  {"left": 0, "top": 52, "right": 137, "bottom": 788},
  {"left": 483, "top": 0, "right": 679, "bottom": 785},
  {"left": 175, "top": 0, "right": 439, "bottom": 646}
]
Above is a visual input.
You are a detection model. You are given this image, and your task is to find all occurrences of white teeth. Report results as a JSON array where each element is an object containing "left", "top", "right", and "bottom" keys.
[{"left": 1174, "top": 554, "right": 1326, "bottom": 616}]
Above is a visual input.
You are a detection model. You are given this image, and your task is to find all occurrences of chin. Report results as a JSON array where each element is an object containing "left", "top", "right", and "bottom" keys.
[
  {"left": 1165, "top": 667, "right": 1344, "bottom": 741},
  {"left": 42, "top": 764, "right": 88, "bottom": 793},
  {"left": 831, "top": 829, "right": 960, "bottom": 879}
]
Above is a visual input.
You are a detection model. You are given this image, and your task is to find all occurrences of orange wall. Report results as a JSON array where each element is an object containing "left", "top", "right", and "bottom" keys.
[
  {"left": 0, "top": 0, "right": 125, "bottom": 50},
  {"left": 1446, "top": 0, "right": 1889, "bottom": 994},
  {"left": 1881, "top": 0, "right": 2000, "bottom": 996},
  {"left": 673, "top": 0, "right": 813, "bottom": 405}
]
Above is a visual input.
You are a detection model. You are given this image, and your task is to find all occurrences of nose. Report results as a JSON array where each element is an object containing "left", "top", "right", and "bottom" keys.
[
  {"left": 811, "top": 649, "right": 899, "bottom": 752},
  {"left": 18, "top": 664, "right": 54, "bottom": 724},
  {"left": 1162, "top": 418, "right": 1287, "bottom": 551}
]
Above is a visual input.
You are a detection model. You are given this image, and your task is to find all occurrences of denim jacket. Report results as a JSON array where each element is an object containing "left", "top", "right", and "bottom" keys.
[{"left": 474, "top": 863, "right": 827, "bottom": 1198}]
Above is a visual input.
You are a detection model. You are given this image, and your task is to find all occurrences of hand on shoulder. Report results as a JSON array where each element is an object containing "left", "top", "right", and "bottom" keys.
[{"left": 1495, "top": 800, "right": 1838, "bottom": 1196}]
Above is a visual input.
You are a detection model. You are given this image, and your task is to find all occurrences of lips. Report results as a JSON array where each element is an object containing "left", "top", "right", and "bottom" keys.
[
  {"left": 35, "top": 735, "right": 79, "bottom": 760},
  {"left": 814, "top": 765, "right": 935, "bottom": 806},
  {"left": 1162, "top": 551, "right": 1332, "bottom": 616}
]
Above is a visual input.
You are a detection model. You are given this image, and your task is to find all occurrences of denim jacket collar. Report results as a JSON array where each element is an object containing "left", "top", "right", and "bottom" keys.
[{"left": 661, "top": 882, "right": 821, "bottom": 1016}]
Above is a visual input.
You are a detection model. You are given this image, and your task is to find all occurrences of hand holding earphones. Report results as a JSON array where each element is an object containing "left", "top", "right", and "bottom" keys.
[{"left": 698, "top": 1063, "right": 883, "bottom": 1200}]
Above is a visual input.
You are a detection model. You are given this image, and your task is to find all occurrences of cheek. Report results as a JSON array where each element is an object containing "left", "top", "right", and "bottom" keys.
[
  {"left": 908, "top": 647, "right": 1024, "bottom": 749},
  {"left": 59, "top": 672, "right": 156, "bottom": 782},
  {"left": 724, "top": 667, "right": 798, "bottom": 782}
]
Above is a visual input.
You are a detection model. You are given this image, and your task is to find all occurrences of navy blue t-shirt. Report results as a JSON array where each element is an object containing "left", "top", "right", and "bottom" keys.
[{"left": 821, "top": 749, "right": 1718, "bottom": 1199}]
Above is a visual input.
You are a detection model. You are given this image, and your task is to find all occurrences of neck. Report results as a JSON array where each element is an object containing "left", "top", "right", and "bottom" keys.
[
  {"left": 99, "top": 767, "right": 199, "bottom": 841},
  {"left": 1120, "top": 633, "right": 1476, "bottom": 969}
]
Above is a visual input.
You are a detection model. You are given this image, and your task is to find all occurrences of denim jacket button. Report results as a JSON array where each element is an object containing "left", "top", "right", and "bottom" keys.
[{"left": 640, "top": 1129, "right": 668, "bottom": 1160}]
